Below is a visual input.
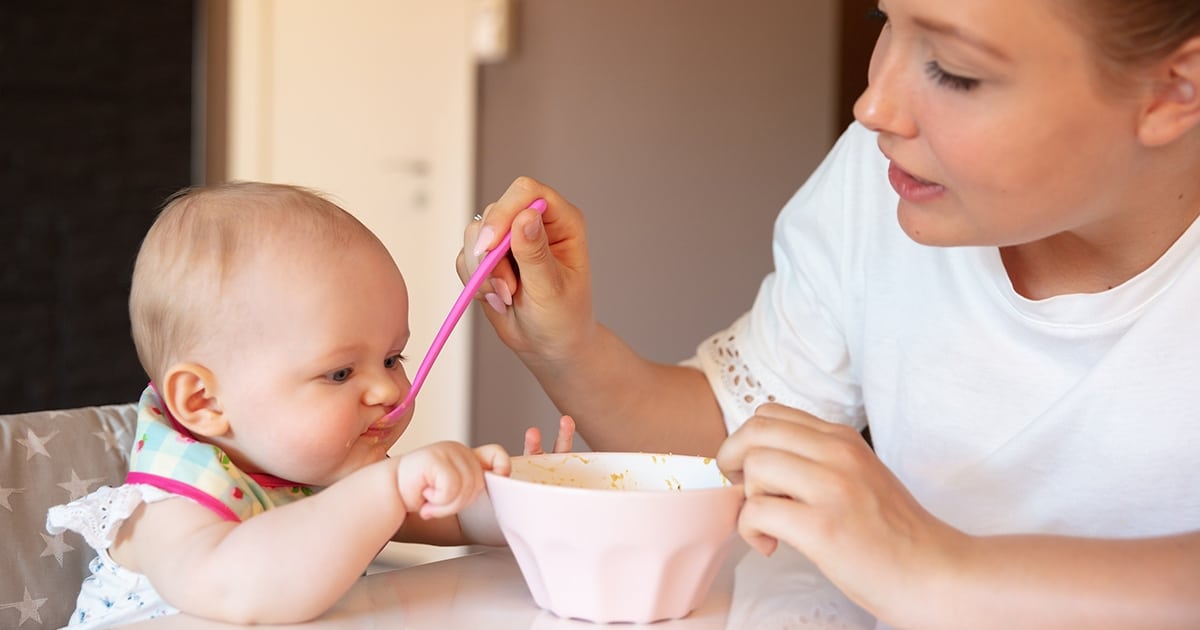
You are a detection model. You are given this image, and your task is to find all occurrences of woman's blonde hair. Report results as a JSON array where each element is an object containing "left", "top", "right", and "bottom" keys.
[
  {"left": 129, "top": 181, "right": 385, "bottom": 383},
  {"left": 1060, "top": 0, "right": 1200, "bottom": 91}
]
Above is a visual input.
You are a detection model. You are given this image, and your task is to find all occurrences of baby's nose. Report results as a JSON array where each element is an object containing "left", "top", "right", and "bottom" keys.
[{"left": 364, "top": 373, "right": 402, "bottom": 408}]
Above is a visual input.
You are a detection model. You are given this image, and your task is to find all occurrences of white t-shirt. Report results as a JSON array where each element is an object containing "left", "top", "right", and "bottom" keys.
[{"left": 693, "top": 121, "right": 1200, "bottom": 540}]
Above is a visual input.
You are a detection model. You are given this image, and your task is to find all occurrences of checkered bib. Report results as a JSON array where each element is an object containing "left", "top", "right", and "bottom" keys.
[{"left": 125, "top": 386, "right": 313, "bottom": 522}]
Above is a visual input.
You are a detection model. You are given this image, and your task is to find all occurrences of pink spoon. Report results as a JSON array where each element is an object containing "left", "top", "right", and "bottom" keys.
[{"left": 379, "top": 198, "right": 548, "bottom": 427}]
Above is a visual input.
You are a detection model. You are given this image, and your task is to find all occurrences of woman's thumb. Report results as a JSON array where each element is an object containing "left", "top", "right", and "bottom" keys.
[{"left": 509, "top": 208, "right": 556, "bottom": 286}]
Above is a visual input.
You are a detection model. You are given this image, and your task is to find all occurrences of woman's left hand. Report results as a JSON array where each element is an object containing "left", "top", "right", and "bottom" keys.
[{"left": 716, "top": 403, "right": 965, "bottom": 622}]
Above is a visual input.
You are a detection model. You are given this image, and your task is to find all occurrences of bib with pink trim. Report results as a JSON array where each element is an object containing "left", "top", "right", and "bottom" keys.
[{"left": 125, "top": 385, "right": 314, "bottom": 522}]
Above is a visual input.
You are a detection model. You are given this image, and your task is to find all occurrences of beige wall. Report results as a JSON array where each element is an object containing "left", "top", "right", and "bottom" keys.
[{"left": 472, "top": 0, "right": 840, "bottom": 452}]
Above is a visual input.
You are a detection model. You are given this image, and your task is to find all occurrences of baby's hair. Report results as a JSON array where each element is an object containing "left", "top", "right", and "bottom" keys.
[{"left": 129, "top": 181, "right": 387, "bottom": 384}]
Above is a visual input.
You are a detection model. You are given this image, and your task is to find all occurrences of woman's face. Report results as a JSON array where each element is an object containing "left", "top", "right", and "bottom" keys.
[{"left": 854, "top": 0, "right": 1149, "bottom": 248}]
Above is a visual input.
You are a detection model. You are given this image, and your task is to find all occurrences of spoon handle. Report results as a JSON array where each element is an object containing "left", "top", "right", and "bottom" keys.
[{"left": 381, "top": 198, "right": 548, "bottom": 425}]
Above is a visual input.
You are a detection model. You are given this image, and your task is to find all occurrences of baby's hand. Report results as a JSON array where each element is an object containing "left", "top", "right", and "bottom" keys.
[
  {"left": 523, "top": 415, "right": 576, "bottom": 455},
  {"left": 395, "top": 441, "right": 511, "bottom": 520}
]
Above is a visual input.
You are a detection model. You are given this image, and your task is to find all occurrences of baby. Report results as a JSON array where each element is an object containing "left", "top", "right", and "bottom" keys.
[{"left": 46, "top": 182, "right": 519, "bottom": 627}]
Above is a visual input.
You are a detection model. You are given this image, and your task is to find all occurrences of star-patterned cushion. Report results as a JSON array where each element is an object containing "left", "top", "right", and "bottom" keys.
[{"left": 0, "top": 403, "right": 136, "bottom": 629}]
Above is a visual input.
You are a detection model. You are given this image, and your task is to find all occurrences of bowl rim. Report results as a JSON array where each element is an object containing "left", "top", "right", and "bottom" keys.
[{"left": 484, "top": 451, "right": 744, "bottom": 496}]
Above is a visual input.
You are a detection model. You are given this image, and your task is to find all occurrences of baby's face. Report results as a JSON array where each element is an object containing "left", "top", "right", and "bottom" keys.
[{"left": 205, "top": 239, "right": 414, "bottom": 486}]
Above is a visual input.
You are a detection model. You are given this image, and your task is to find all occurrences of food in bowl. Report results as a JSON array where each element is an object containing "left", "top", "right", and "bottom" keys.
[{"left": 485, "top": 452, "right": 744, "bottom": 623}]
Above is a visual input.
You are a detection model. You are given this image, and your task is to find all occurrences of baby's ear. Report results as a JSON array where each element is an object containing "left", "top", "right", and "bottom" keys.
[
  {"left": 160, "top": 363, "right": 230, "bottom": 438},
  {"left": 1138, "top": 36, "right": 1200, "bottom": 146}
]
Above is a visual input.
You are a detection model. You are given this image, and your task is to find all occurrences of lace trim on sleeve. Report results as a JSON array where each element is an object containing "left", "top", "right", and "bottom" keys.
[
  {"left": 701, "top": 327, "right": 780, "bottom": 411},
  {"left": 687, "top": 315, "right": 788, "bottom": 433},
  {"left": 46, "top": 484, "right": 175, "bottom": 551},
  {"left": 689, "top": 314, "right": 859, "bottom": 434}
]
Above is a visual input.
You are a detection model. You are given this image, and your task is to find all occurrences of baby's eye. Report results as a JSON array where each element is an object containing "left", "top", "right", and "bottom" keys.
[
  {"left": 326, "top": 367, "right": 353, "bottom": 383},
  {"left": 383, "top": 354, "right": 407, "bottom": 369}
]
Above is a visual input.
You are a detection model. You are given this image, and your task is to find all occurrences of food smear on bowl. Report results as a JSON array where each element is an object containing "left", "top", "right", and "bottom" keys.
[
  {"left": 609, "top": 471, "right": 628, "bottom": 489},
  {"left": 512, "top": 452, "right": 732, "bottom": 491}
]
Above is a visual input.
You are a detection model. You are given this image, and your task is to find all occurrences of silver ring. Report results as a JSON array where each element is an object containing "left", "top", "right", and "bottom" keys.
[{"left": 472, "top": 213, "right": 484, "bottom": 222}]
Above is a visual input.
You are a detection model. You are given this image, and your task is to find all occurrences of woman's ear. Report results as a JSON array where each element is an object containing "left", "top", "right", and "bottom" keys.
[
  {"left": 160, "top": 363, "right": 230, "bottom": 438},
  {"left": 1138, "top": 37, "right": 1200, "bottom": 147}
]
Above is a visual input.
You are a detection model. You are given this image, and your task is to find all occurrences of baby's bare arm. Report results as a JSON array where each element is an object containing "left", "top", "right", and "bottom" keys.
[
  {"left": 114, "top": 458, "right": 408, "bottom": 624},
  {"left": 119, "top": 442, "right": 506, "bottom": 623}
]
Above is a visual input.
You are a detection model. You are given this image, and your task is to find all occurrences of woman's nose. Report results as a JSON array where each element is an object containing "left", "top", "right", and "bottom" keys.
[{"left": 852, "top": 29, "right": 917, "bottom": 139}]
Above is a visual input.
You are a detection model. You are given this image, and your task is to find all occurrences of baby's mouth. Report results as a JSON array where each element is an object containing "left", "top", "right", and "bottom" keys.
[
  {"left": 345, "top": 422, "right": 392, "bottom": 448},
  {"left": 368, "top": 411, "right": 402, "bottom": 432},
  {"left": 361, "top": 421, "right": 393, "bottom": 440}
]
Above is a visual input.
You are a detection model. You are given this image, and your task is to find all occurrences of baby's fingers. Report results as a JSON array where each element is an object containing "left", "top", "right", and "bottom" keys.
[
  {"left": 475, "top": 443, "right": 511, "bottom": 476},
  {"left": 552, "top": 415, "right": 575, "bottom": 453},
  {"left": 419, "top": 470, "right": 478, "bottom": 519},
  {"left": 524, "top": 416, "right": 577, "bottom": 456},
  {"left": 524, "top": 426, "right": 545, "bottom": 456}
]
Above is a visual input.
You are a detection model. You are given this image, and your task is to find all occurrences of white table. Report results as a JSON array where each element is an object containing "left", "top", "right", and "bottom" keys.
[{"left": 130, "top": 542, "right": 875, "bottom": 629}]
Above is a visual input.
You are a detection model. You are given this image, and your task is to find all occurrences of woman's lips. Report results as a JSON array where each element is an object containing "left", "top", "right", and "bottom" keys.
[{"left": 887, "top": 161, "right": 946, "bottom": 202}]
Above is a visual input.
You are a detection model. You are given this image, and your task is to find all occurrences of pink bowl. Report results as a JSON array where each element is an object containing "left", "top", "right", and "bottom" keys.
[{"left": 485, "top": 452, "right": 744, "bottom": 623}]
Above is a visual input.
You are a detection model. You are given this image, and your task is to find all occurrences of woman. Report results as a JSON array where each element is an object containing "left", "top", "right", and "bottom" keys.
[{"left": 462, "top": 0, "right": 1200, "bottom": 627}]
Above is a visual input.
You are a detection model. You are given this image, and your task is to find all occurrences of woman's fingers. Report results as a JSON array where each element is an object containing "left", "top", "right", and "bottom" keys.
[
  {"left": 719, "top": 406, "right": 864, "bottom": 477},
  {"left": 459, "top": 203, "right": 493, "bottom": 276},
  {"left": 459, "top": 203, "right": 520, "bottom": 311},
  {"left": 716, "top": 407, "right": 881, "bottom": 556},
  {"left": 739, "top": 445, "right": 830, "bottom": 502},
  {"left": 717, "top": 413, "right": 811, "bottom": 477},
  {"left": 464, "top": 177, "right": 575, "bottom": 316},
  {"left": 472, "top": 177, "right": 555, "bottom": 257},
  {"left": 738, "top": 493, "right": 818, "bottom": 558},
  {"left": 462, "top": 176, "right": 597, "bottom": 364},
  {"left": 753, "top": 403, "right": 847, "bottom": 433}
]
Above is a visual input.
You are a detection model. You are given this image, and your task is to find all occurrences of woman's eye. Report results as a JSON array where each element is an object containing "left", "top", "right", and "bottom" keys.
[
  {"left": 866, "top": 6, "right": 888, "bottom": 24},
  {"left": 925, "top": 61, "right": 980, "bottom": 91},
  {"left": 327, "top": 368, "right": 353, "bottom": 383},
  {"left": 383, "top": 354, "right": 407, "bottom": 369}
]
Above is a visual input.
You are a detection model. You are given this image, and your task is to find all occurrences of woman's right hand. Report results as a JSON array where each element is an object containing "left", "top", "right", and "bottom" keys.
[{"left": 458, "top": 177, "right": 596, "bottom": 366}]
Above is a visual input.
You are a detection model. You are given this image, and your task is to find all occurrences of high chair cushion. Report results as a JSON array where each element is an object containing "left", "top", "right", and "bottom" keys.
[{"left": 0, "top": 403, "right": 137, "bottom": 629}]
